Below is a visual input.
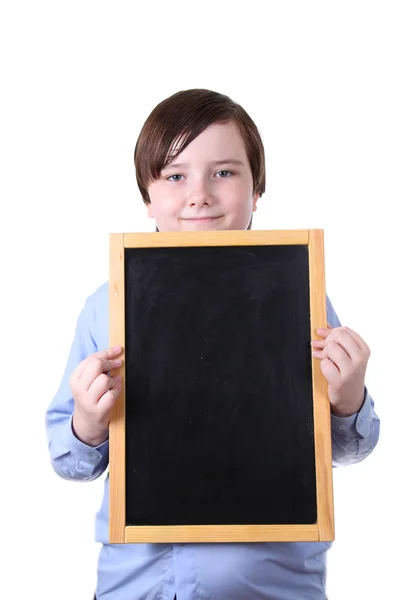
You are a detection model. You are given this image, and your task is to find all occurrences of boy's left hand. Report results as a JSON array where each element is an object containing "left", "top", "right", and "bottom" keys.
[{"left": 311, "top": 324, "right": 371, "bottom": 417}]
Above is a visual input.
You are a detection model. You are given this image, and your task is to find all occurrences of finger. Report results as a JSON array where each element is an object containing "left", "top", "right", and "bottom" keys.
[
  {"left": 87, "top": 372, "right": 120, "bottom": 404},
  {"left": 74, "top": 347, "right": 123, "bottom": 379},
  {"left": 319, "top": 326, "right": 368, "bottom": 353},
  {"left": 313, "top": 341, "right": 353, "bottom": 374},
  {"left": 323, "top": 328, "right": 364, "bottom": 361},
  {"left": 313, "top": 327, "right": 363, "bottom": 361},
  {"left": 315, "top": 322, "right": 335, "bottom": 336},
  {"left": 97, "top": 382, "right": 123, "bottom": 416},
  {"left": 311, "top": 339, "right": 325, "bottom": 348},
  {"left": 315, "top": 328, "right": 330, "bottom": 338},
  {"left": 334, "top": 329, "right": 363, "bottom": 360},
  {"left": 320, "top": 357, "right": 341, "bottom": 384},
  {"left": 339, "top": 327, "right": 370, "bottom": 353},
  {"left": 79, "top": 353, "right": 124, "bottom": 393}
]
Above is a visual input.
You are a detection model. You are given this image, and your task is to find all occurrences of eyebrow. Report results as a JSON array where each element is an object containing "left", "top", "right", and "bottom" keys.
[{"left": 162, "top": 159, "right": 245, "bottom": 171}]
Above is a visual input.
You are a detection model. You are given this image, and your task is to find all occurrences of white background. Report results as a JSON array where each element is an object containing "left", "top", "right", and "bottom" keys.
[{"left": 1, "top": 1, "right": 399, "bottom": 598}]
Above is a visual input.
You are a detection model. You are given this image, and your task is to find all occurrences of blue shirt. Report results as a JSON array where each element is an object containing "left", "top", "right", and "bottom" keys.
[{"left": 45, "top": 282, "right": 380, "bottom": 599}]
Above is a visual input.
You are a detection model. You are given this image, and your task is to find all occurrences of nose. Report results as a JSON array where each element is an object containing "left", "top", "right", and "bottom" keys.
[{"left": 187, "top": 178, "right": 213, "bottom": 206}]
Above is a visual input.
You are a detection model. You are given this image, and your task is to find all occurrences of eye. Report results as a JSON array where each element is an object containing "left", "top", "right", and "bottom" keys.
[
  {"left": 167, "top": 174, "right": 184, "bottom": 182},
  {"left": 166, "top": 170, "right": 233, "bottom": 182}
]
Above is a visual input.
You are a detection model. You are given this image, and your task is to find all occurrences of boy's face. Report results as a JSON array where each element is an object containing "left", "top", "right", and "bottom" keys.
[{"left": 146, "top": 121, "right": 260, "bottom": 231}]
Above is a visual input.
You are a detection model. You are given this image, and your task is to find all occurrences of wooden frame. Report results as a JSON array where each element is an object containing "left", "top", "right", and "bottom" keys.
[{"left": 109, "top": 229, "right": 334, "bottom": 543}]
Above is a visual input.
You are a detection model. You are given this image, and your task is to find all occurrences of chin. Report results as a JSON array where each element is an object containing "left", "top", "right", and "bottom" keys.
[{"left": 180, "top": 218, "right": 226, "bottom": 230}]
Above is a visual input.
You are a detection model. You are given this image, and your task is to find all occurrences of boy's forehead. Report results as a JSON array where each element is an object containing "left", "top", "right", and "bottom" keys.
[{"left": 167, "top": 122, "right": 247, "bottom": 163}]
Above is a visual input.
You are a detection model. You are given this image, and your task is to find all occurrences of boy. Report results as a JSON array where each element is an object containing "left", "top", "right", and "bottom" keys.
[{"left": 46, "top": 89, "right": 380, "bottom": 599}]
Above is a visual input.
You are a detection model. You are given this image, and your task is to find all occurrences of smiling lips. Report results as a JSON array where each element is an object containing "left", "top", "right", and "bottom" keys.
[{"left": 183, "top": 216, "right": 221, "bottom": 221}]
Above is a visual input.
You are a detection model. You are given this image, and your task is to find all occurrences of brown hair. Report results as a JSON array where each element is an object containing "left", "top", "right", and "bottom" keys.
[{"left": 134, "top": 88, "right": 265, "bottom": 198}]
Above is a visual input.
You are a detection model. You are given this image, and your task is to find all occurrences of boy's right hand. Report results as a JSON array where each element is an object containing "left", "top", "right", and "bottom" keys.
[{"left": 70, "top": 347, "right": 123, "bottom": 447}]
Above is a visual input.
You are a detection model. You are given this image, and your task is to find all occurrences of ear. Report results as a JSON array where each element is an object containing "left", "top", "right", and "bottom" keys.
[
  {"left": 252, "top": 192, "right": 260, "bottom": 212},
  {"left": 147, "top": 201, "right": 154, "bottom": 219}
]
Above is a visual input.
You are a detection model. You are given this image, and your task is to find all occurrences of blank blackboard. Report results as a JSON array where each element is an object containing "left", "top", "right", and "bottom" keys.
[{"left": 109, "top": 230, "right": 334, "bottom": 544}]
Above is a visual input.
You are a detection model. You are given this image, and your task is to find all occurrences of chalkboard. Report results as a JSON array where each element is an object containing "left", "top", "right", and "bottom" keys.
[{"left": 109, "top": 230, "right": 333, "bottom": 544}]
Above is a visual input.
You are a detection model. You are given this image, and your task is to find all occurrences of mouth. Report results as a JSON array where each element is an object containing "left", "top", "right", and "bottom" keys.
[{"left": 182, "top": 216, "right": 222, "bottom": 223}]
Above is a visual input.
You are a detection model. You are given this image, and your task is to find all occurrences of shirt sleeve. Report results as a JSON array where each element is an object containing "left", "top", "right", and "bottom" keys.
[
  {"left": 326, "top": 295, "right": 380, "bottom": 466},
  {"left": 45, "top": 296, "right": 109, "bottom": 481}
]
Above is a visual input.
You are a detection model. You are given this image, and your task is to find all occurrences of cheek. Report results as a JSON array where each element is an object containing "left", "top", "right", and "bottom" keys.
[
  {"left": 148, "top": 185, "right": 176, "bottom": 209},
  {"left": 224, "top": 180, "right": 253, "bottom": 202},
  {"left": 150, "top": 194, "right": 183, "bottom": 219},
  {"left": 225, "top": 189, "right": 253, "bottom": 211}
]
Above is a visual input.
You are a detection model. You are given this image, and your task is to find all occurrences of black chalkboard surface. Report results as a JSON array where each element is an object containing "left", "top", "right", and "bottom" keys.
[{"left": 109, "top": 230, "right": 333, "bottom": 544}]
